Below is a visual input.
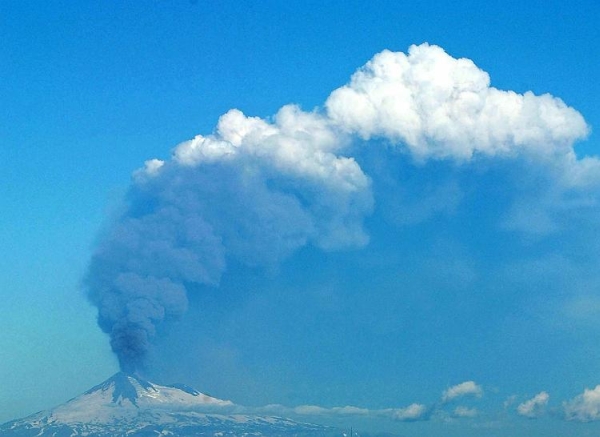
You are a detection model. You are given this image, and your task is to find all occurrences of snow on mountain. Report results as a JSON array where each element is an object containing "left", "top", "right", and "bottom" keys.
[{"left": 0, "top": 372, "right": 341, "bottom": 436}]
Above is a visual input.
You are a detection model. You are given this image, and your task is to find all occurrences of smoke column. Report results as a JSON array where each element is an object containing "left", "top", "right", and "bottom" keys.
[{"left": 84, "top": 43, "right": 590, "bottom": 373}]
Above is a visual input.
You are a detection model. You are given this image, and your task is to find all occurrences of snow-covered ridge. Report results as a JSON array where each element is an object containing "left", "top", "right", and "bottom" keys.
[
  {"left": 86, "top": 372, "right": 233, "bottom": 408},
  {"left": 30, "top": 372, "right": 234, "bottom": 425},
  {"left": 0, "top": 373, "right": 340, "bottom": 437}
]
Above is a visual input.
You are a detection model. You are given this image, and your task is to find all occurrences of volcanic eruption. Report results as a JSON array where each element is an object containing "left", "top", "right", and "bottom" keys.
[{"left": 83, "top": 43, "right": 589, "bottom": 375}]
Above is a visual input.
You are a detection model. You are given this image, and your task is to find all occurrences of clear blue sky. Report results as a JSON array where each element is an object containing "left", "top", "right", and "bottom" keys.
[{"left": 1, "top": 1, "right": 599, "bottom": 436}]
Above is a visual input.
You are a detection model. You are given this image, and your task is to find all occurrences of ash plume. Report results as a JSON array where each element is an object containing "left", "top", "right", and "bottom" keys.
[
  {"left": 85, "top": 106, "right": 372, "bottom": 372},
  {"left": 84, "top": 43, "right": 592, "bottom": 373}
]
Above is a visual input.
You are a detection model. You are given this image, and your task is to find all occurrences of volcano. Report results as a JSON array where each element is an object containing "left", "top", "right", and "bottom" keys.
[{"left": 0, "top": 373, "right": 341, "bottom": 436}]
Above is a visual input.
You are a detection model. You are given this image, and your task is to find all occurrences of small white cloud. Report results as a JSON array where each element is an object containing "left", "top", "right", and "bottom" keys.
[
  {"left": 442, "top": 381, "right": 483, "bottom": 402},
  {"left": 332, "top": 406, "right": 370, "bottom": 416},
  {"left": 517, "top": 392, "right": 549, "bottom": 418},
  {"left": 386, "top": 403, "right": 429, "bottom": 422},
  {"left": 292, "top": 405, "right": 329, "bottom": 416},
  {"left": 564, "top": 385, "right": 600, "bottom": 422},
  {"left": 453, "top": 406, "right": 478, "bottom": 418},
  {"left": 293, "top": 405, "right": 371, "bottom": 417},
  {"left": 133, "top": 158, "right": 165, "bottom": 182}
]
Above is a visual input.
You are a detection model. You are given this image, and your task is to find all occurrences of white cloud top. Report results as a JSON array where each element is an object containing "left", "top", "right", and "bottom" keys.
[
  {"left": 517, "top": 392, "right": 549, "bottom": 418},
  {"left": 442, "top": 381, "right": 484, "bottom": 402},
  {"left": 174, "top": 106, "right": 365, "bottom": 193},
  {"left": 168, "top": 105, "right": 373, "bottom": 252},
  {"left": 326, "top": 43, "right": 589, "bottom": 161}
]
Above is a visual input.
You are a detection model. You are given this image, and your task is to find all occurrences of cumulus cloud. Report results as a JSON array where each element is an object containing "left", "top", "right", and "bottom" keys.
[
  {"left": 517, "top": 392, "right": 549, "bottom": 418},
  {"left": 170, "top": 104, "right": 373, "bottom": 251},
  {"left": 442, "top": 381, "right": 484, "bottom": 402},
  {"left": 326, "top": 44, "right": 600, "bottom": 237},
  {"left": 564, "top": 385, "right": 600, "bottom": 422},
  {"left": 326, "top": 43, "right": 589, "bottom": 162}
]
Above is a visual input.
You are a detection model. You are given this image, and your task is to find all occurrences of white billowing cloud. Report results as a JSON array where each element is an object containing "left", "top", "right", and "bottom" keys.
[
  {"left": 564, "top": 385, "right": 600, "bottom": 422},
  {"left": 517, "top": 392, "right": 549, "bottom": 418},
  {"left": 173, "top": 105, "right": 362, "bottom": 192},
  {"left": 326, "top": 43, "right": 589, "bottom": 162},
  {"left": 131, "top": 106, "right": 375, "bottom": 266},
  {"left": 168, "top": 104, "right": 373, "bottom": 251},
  {"left": 453, "top": 406, "right": 478, "bottom": 418},
  {"left": 442, "top": 381, "right": 484, "bottom": 402}
]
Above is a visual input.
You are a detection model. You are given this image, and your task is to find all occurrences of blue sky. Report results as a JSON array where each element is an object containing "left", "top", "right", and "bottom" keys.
[{"left": 1, "top": 1, "right": 600, "bottom": 436}]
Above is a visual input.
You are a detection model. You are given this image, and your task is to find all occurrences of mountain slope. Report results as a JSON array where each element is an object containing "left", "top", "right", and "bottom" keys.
[{"left": 0, "top": 373, "right": 340, "bottom": 436}]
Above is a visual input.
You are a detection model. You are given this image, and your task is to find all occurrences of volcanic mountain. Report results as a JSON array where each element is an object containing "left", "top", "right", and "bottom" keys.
[{"left": 0, "top": 372, "right": 341, "bottom": 436}]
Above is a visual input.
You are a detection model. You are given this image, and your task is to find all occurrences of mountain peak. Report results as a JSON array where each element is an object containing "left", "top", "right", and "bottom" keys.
[
  {"left": 0, "top": 374, "right": 341, "bottom": 436},
  {"left": 85, "top": 372, "right": 156, "bottom": 406},
  {"left": 78, "top": 371, "right": 234, "bottom": 411}
]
